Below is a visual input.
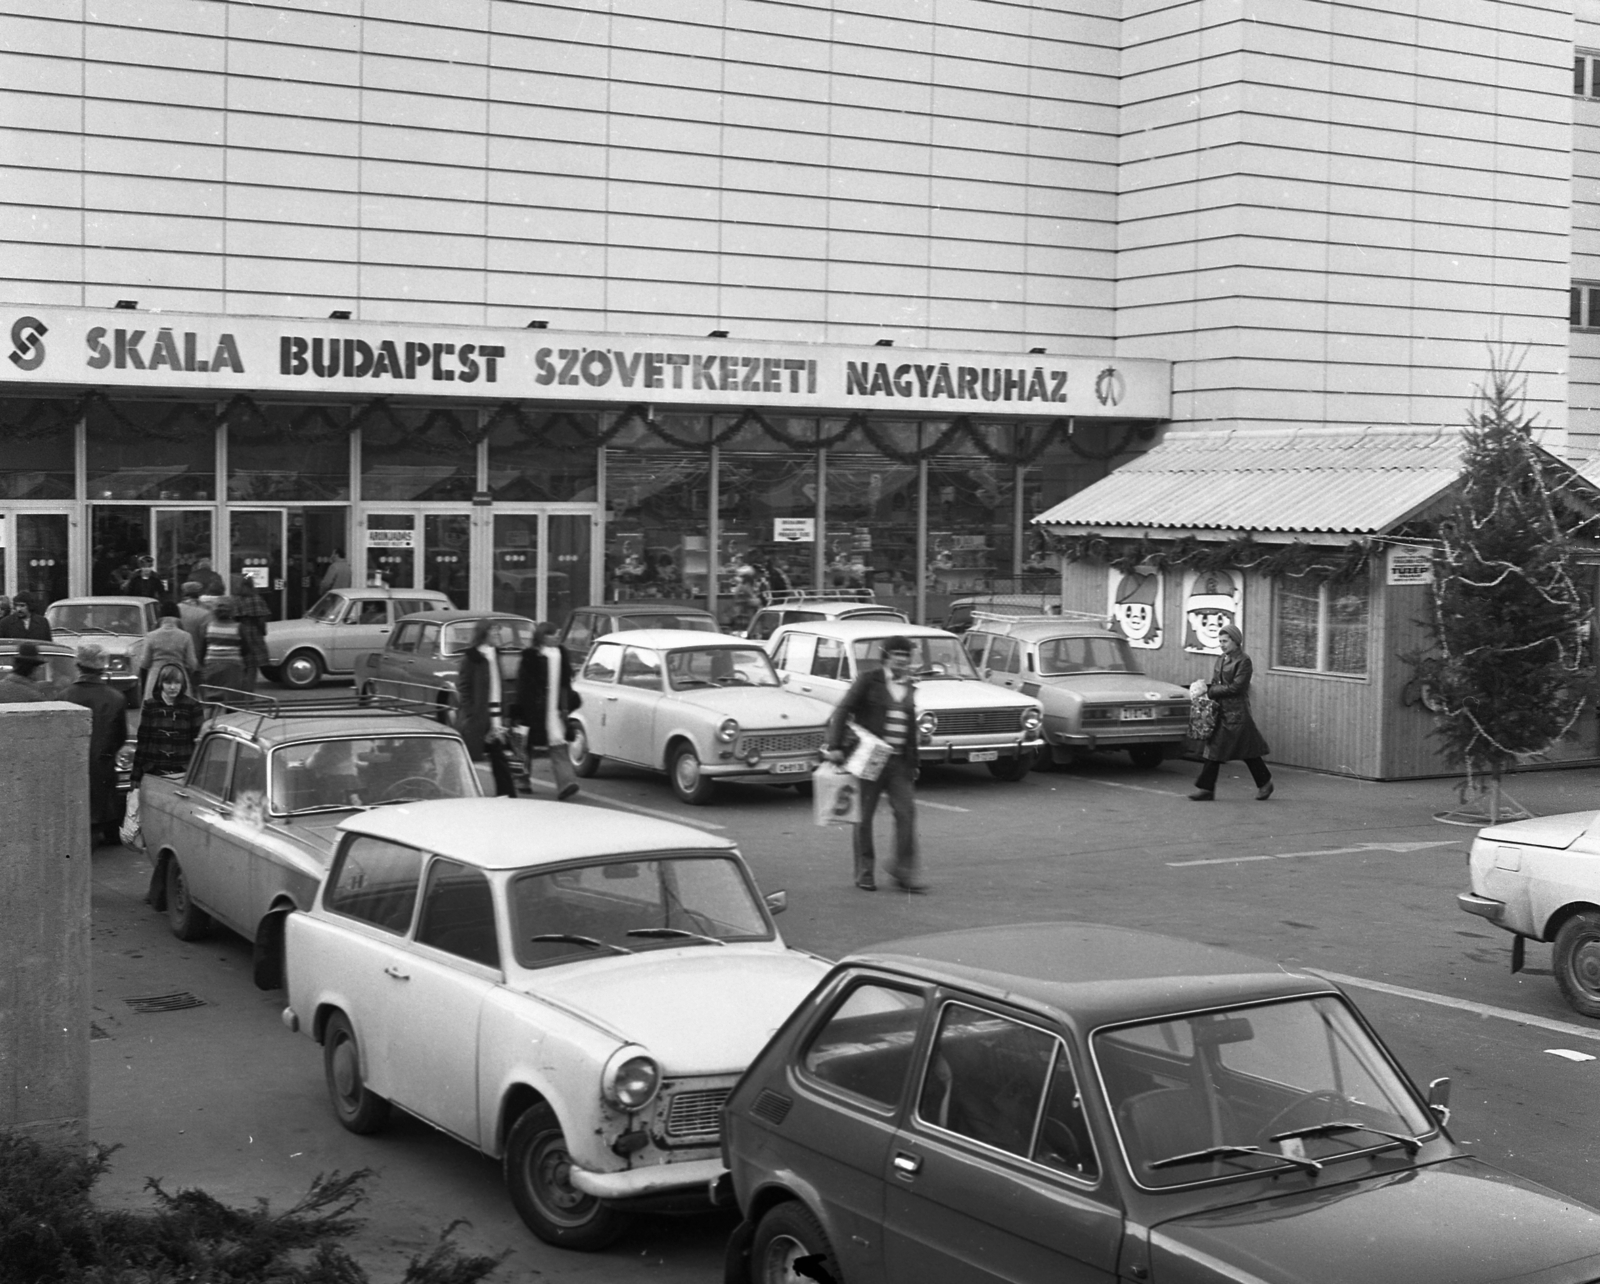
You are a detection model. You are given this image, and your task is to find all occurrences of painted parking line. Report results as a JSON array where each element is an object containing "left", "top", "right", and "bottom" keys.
[
  {"left": 1168, "top": 840, "right": 1457, "bottom": 868},
  {"left": 1309, "top": 969, "right": 1600, "bottom": 1045},
  {"left": 916, "top": 798, "right": 971, "bottom": 813},
  {"left": 1078, "top": 779, "right": 1190, "bottom": 799},
  {"left": 523, "top": 778, "right": 728, "bottom": 831}
]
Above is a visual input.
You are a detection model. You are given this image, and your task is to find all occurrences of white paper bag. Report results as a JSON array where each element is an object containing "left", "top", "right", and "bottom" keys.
[
  {"left": 119, "top": 787, "right": 144, "bottom": 851},
  {"left": 844, "top": 726, "right": 892, "bottom": 782},
  {"left": 812, "top": 762, "right": 862, "bottom": 826}
]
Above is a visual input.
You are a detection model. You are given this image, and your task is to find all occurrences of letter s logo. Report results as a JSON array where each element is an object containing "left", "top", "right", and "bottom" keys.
[{"left": 8, "top": 316, "right": 47, "bottom": 370}]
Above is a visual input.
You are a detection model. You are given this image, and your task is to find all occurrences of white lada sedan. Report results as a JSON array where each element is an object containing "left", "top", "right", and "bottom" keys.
[
  {"left": 568, "top": 630, "right": 836, "bottom": 804},
  {"left": 283, "top": 798, "right": 831, "bottom": 1251}
]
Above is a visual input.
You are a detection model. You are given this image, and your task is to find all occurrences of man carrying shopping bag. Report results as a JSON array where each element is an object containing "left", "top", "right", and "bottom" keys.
[{"left": 824, "top": 635, "right": 927, "bottom": 893}]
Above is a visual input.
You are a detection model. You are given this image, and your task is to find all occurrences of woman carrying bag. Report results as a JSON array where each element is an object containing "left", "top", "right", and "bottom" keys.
[
  {"left": 514, "top": 621, "right": 581, "bottom": 800},
  {"left": 1189, "top": 623, "right": 1274, "bottom": 801},
  {"left": 457, "top": 617, "right": 517, "bottom": 797}
]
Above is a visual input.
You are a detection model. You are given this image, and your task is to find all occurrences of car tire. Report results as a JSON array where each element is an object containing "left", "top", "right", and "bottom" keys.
[
  {"left": 987, "top": 751, "right": 1034, "bottom": 781},
  {"left": 165, "top": 856, "right": 211, "bottom": 941},
  {"left": 356, "top": 680, "right": 376, "bottom": 708},
  {"left": 751, "top": 1201, "right": 841, "bottom": 1284},
  {"left": 322, "top": 1012, "right": 391, "bottom": 1135},
  {"left": 252, "top": 910, "right": 288, "bottom": 991},
  {"left": 1129, "top": 745, "right": 1165, "bottom": 769},
  {"left": 669, "top": 742, "right": 716, "bottom": 805},
  {"left": 1553, "top": 911, "right": 1600, "bottom": 1018},
  {"left": 258, "top": 665, "right": 281, "bottom": 684},
  {"left": 504, "top": 1104, "right": 629, "bottom": 1251},
  {"left": 569, "top": 723, "right": 601, "bottom": 778},
  {"left": 280, "top": 649, "right": 324, "bottom": 689}
]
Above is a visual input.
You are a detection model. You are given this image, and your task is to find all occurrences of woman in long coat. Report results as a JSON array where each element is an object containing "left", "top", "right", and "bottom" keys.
[
  {"left": 514, "top": 621, "right": 580, "bottom": 800},
  {"left": 457, "top": 617, "right": 516, "bottom": 797},
  {"left": 1190, "top": 623, "right": 1274, "bottom": 801}
]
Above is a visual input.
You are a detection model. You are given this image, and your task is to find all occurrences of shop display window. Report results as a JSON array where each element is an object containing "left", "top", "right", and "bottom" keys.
[
  {"left": 825, "top": 433, "right": 918, "bottom": 618},
  {"left": 87, "top": 401, "right": 215, "bottom": 500},
  {"left": 487, "top": 413, "right": 599, "bottom": 501},
  {"left": 605, "top": 413, "right": 711, "bottom": 607},
  {"left": 0, "top": 398, "right": 76, "bottom": 499},
  {"left": 230, "top": 407, "right": 351, "bottom": 501},
  {"left": 720, "top": 425, "right": 818, "bottom": 633},
  {"left": 925, "top": 441, "right": 1017, "bottom": 623},
  {"left": 359, "top": 407, "right": 476, "bottom": 501},
  {"left": 1273, "top": 573, "right": 1371, "bottom": 676}
]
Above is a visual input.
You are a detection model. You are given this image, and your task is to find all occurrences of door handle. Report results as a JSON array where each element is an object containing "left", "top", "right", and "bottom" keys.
[
  {"left": 892, "top": 1151, "right": 922, "bottom": 1176},
  {"left": 172, "top": 790, "right": 190, "bottom": 798},
  {"left": 383, "top": 965, "right": 411, "bottom": 981},
  {"left": 605, "top": 695, "right": 618, "bottom": 702}
]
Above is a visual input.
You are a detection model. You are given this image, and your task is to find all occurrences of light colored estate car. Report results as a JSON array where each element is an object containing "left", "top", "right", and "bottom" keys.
[
  {"left": 744, "top": 590, "right": 909, "bottom": 644},
  {"left": 766, "top": 619, "right": 1045, "bottom": 779},
  {"left": 45, "top": 596, "right": 160, "bottom": 702},
  {"left": 282, "top": 798, "right": 832, "bottom": 1251},
  {"left": 263, "top": 587, "right": 451, "bottom": 689},
  {"left": 962, "top": 614, "right": 1192, "bottom": 768},
  {"left": 569, "top": 630, "right": 836, "bottom": 804},
  {"left": 142, "top": 700, "right": 481, "bottom": 988},
  {"left": 1459, "top": 809, "right": 1600, "bottom": 1018}
]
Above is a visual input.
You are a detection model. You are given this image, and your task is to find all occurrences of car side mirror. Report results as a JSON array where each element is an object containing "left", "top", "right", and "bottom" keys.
[
  {"left": 1427, "top": 1076, "right": 1451, "bottom": 1125},
  {"left": 764, "top": 890, "right": 788, "bottom": 916}
]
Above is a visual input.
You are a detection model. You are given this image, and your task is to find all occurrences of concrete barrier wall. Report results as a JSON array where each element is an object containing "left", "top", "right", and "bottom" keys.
[{"left": 0, "top": 701, "right": 91, "bottom": 1147}]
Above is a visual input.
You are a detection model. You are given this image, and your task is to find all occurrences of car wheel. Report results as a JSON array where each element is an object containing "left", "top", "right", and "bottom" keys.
[
  {"left": 751, "top": 1202, "right": 842, "bottom": 1284},
  {"left": 569, "top": 723, "right": 601, "bottom": 778},
  {"left": 987, "top": 751, "right": 1034, "bottom": 781},
  {"left": 322, "top": 1012, "right": 391, "bottom": 1135},
  {"left": 356, "top": 680, "right": 376, "bottom": 708},
  {"left": 504, "top": 1104, "right": 629, "bottom": 1251},
  {"left": 258, "top": 665, "right": 280, "bottom": 684},
  {"left": 1129, "top": 745, "right": 1165, "bottom": 769},
  {"left": 165, "top": 856, "right": 211, "bottom": 941},
  {"left": 1553, "top": 911, "right": 1600, "bottom": 1019},
  {"left": 252, "top": 910, "right": 288, "bottom": 991},
  {"left": 669, "top": 742, "right": 716, "bottom": 805},
  {"left": 280, "top": 649, "right": 324, "bottom": 689}
]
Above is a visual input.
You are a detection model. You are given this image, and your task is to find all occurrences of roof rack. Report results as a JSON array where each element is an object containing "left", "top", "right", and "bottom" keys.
[
  {"left": 199, "top": 686, "right": 452, "bottom": 735},
  {"left": 767, "top": 588, "right": 877, "bottom": 604},
  {"left": 969, "top": 609, "right": 1108, "bottom": 627}
]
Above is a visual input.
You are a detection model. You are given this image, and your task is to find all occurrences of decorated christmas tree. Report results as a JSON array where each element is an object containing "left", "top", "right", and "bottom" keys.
[{"left": 1410, "top": 359, "right": 1595, "bottom": 821}]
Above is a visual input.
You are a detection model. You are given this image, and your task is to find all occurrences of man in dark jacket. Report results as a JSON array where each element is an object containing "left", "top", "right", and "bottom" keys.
[
  {"left": 0, "top": 640, "right": 51, "bottom": 702},
  {"left": 825, "top": 635, "right": 926, "bottom": 893},
  {"left": 62, "top": 643, "right": 129, "bottom": 845},
  {"left": 0, "top": 593, "right": 53, "bottom": 641},
  {"left": 124, "top": 556, "right": 167, "bottom": 600}
]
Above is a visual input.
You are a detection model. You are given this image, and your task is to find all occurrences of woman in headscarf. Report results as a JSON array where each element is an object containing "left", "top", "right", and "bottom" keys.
[
  {"left": 457, "top": 617, "right": 516, "bottom": 797},
  {"left": 201, "top": 596, "right": 248, "bottom": 695},
  {"left": 1189, "top": 622, "right": 1274, "bottom": 801},
  {"left": 514, "top": 621, "right": 581, "bottom": 800},
  {"left": 229, "top": 573, "right": 271, "bottom": 693}
]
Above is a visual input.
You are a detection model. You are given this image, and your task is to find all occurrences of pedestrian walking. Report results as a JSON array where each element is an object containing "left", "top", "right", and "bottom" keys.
[
  {"left": 1189, "top": 622, "right": 1274, "bottom": 801},
  {"left": 135, "top": 602, "right": 198, "bottom": 702},
  {"left": 190, "top": 557, "right": 226, "bottom": 598},
  {"left": 62, "top": 643, "right": 129, "bottom": 846},
  {"left": 200, "top": 596, "right": 248, "bottom": 694},
  {"left": 0, "top": 592, "right": 52, "bottom": 641},
  {"left": 130, "top": 664, "right": 205, "bottom": 786},
  {"left": 320, "top": 549, "right": 353, "bottom": 592},
  {"left": 824, "top": 635, "right": 926, "bottom": 893},
  {"left": 514, "top": 621, "right": 581, "bottom": 801},
  {"left": 457, "top": 617, "right": 516, "bottom": 797},
  {"left": 229, "top": 573, "right": 270, "bottom": 692},
  {"left": 177, "top": 582, "right": 212, "bottom": 664},
  {"left": 124, "top": 555, "right": 167, "bottom": 601},
  {"left": 0, "top": 641, "right": 51, "bottom": 702}
]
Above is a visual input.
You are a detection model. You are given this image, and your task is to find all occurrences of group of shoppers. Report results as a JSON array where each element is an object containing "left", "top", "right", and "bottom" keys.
[
  {"left": 457, "top": 619, "right": 582, "bottom": 803},
  {"left": 128, "top": 575, "right": 270, "bottom": 702}
]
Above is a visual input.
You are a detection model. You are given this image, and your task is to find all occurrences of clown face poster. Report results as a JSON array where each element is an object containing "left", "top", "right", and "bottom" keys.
[
  {"left": 1107, "top": 567, "right": 1164, "bottom": 649},
  {"left": 1182, "top": 567, "right": 1243, "bottom": 655}
]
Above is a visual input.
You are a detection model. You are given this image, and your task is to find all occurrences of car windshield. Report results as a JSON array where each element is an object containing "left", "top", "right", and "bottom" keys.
[
  {"left": 303, "top": 594, "right": 345, "bottom": 623},
  {"left": 510, "top": 854, "right": 772, "bottom": 966},
  {"left": 270, "top": 735, "right": 478, "bottom": 812},
  {"left": 1094, "top": 996, "right": 1434, "bottom": 1189},
  {"left": 46, "top": 604, "right": 145, "bottom": 635},
  {"left": 441, "top": 618, "right": 534, "bottom": 654},
  {"left": 665, "top": 645, "right": 782, "bottom": 689},
  {"left": 618, "top": 613, "right": 719, "bottom": 632},
  {"left": 1038, "top": 634, "right": 1141, "bottom": 676},
  {"left": 850, "top": 636, "right": 978, "bottom": 680}
]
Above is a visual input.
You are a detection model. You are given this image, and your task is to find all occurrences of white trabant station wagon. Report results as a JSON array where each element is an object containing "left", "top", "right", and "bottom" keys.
[{"left": 283, "top": 798, "right": 831, "bottom": 1251}]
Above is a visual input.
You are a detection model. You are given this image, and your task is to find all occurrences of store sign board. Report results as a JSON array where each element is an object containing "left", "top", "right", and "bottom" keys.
[
  {"left": 367, "top": 529, "right": 416, "bottom": 549},
  {"left": 1387, "top": 544, "right": 1434, "bottom": 586},
  {"left": 3, "top": 308, "right": 1170, "bottom": 420},
  {"left": 773, "top": 517, "right": 815, "bottom": 542}
]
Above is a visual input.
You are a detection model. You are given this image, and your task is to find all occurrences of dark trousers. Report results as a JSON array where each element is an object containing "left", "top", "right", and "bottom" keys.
[
  {"left": 484, "top": 737, "right": 517, "bottom": 797},
  {"left": 1195, "top": 757, "right": 1271, "bottom": 791},
  {"left": 853, "top": 756, "right": 918, "bottom": 887}
]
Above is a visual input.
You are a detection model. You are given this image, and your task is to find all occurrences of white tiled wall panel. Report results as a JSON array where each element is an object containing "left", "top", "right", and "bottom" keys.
[{"left": 1572, "top": 0, "right": 1600, "bottom": 457}]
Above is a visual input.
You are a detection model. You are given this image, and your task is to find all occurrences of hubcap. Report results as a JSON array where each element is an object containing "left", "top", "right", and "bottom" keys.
[
  {"left": 675, "top": 752, "right": 700, "bottom": 791},
  {"left": 570, "top": 730, "right": 587, "bottom": 764},
  {"left": 170, "top": 868, "right": 187, "bottom": 911},
  {"left": 1573, "top": 937, "right": 1600, "bottom": 994},
  {"left": 286, "top": 655, "right": 318, "bottom": 685},
  {"left": 761, "top": 1234, "right": 809, "bottom": 1284},
  {"left": 331, "top": 1039, "right": 358, "bottom": 1103},
  {"left": 532, "top": 1138, "right": 589, "bottom": 1217}
]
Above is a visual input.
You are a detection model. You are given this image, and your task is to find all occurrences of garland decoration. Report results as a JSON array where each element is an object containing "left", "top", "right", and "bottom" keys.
[{"left": 1058, "top": 530, "right": 1375, "bottom": 585}]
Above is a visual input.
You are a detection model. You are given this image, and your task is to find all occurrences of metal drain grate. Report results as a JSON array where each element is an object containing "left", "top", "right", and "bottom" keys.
[{"left": 122, "top": 991, "right": 206, "bottom": 1015}]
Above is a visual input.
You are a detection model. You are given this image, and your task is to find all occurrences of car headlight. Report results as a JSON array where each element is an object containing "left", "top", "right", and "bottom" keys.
[
  {"left": 107, "top": 655, "right": 129, "bottom": 671},
  {"left": 1022, "top": 707, "right": 1043, "bottom": 730},
  {"left": 917, "top": 711, "right": 938, "bottom": 735},
  {"left": 717, "top": 717, "right": 740, "bottom": 743},
  {"left": 602, "top": 1046, "right": 662, "bottom": 1110}
]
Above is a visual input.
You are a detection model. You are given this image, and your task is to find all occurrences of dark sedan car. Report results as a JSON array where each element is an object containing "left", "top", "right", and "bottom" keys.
[
  {"left": 721, "top": 923, "right": 1600, "bottom": 1284},
  {"left": 353, "top": 610, "right": 534, "bottom": 716}
]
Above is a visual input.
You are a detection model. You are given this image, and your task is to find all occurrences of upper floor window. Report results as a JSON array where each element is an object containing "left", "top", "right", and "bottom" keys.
[
  {"left": 1572, "top": 282, "right": 1600, "bottom": 330},
  {"left": 1272, "top": 572, "right": 1370, "bottom": 677},
  {"left": 1577, "top": 52, "right": 1600, "bottom": 97}
]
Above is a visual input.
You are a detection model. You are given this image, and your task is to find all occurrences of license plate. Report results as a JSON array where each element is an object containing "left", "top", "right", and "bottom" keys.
[
  {"left": 1121, "top": 706, "right": 1156, "bottom": 720},
  {"left": 968, "top": 750, "right": 999, "bottom": 762},
  {"left": 771, "top": 760, "right": 810, "bottom": 774}
]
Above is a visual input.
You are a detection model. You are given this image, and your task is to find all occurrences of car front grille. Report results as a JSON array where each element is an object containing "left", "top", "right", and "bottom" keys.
[
  {"left": 934, "top": 707, "right": 1025, "bottom": 735},
  {"left": 663, "top": 1086, "right": 731, "bottom": 1141},
  {"left": 742, "top": 729, "right": 826, "bottom": 757}
]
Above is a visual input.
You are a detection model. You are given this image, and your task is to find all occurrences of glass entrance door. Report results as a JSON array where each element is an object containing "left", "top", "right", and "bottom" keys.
[
  {"left": 153, "top": 508, "right": 215, "bottom": 600},
  {"left": 230, "top": 509, "right": 286, "bottom": 621},
  {"left": 489, "top": 510, "right": 595, "bottom": 622},
  {"left": 424, "top": 512, "right": 472, "bottom": 608},
  {"left": 365, "top": 509, "right": 474, "bottom": 607},
  {"left": 365, "top": 513, "right": 417, "bottom": 589},
  {"left": 548, "top": 513, "right": 593, "bottom": 623},
  {"left": 2, "top": 510, "right": 72, "bottom": 607}
]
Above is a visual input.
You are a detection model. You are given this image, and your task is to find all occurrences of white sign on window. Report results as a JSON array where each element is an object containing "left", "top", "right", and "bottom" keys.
[
  {"left": 773, "top": 517, "right": 815, "bottom": 542},
  {"left": 367, "top": 529, "right": 416, "bottom": 549},
  {"left": 1387, "top": 545, "right": 1433, "bottom": 586}
]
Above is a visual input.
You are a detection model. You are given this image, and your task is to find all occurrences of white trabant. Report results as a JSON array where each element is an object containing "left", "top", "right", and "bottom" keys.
[
  {"left": 568, "top": 630, "right": 835, "bottom": 804},
  {"left": 1460, "top": 809, "right": 1600, "bottom": 1018},
  {"left": 767, "top": 619, "right": 1046, "bottom": 779},
  {"left": 283, "top": 798, "right": 830, "bottom": 1251}
]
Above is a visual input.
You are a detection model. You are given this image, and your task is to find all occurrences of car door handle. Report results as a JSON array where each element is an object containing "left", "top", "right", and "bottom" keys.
[
  {"left": 172, "top": 790, "right": 190, "bottom": 799},
  {"left": 892, "top": 1151, "right": 922, "bottom": 1176},
  {"left": 384, "top": 965, "right": 411, "bottom": 981},
  {"left": 798, "top": 684, "right": 813, "bottom": 693},
  {"left": 605, "top": 695, "right": 618, "bottom": 702}
]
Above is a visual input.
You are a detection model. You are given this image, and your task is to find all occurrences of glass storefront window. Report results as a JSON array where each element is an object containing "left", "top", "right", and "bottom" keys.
[
  {"left": 826, "top": 435, "right": 919, "bottom": 619},
  {"left": 16, "top": 513, "right": 71, "bottom": 606},
  {"left": 229, "top": 408, "right": 351, "bottom": 501},
  {"left": 720, "top": 441, "right": 818, "bottom": 633},
  {"left": 605, "top": 414, "right": 712, "bottom": 606},
  {"left": 87, "top": 401, "right": 215, "bottom": 500},
  {"left": 487, "top": 413, "right": 599, "bottom": 501},
  {"left": 925, "top": 438, "right": 1017, "bottom": 623},
  {"left": 286, "top": 507, "right": 350, "bottom": 620},
  {"left": 0, "top": 399, "right": 76, "bottom": 499},
  {"left": 359, "top": 407, "right": 476, "bottom": 501},
  {"left": 90, "top": 507, "right": 149, "bottom": 595}
]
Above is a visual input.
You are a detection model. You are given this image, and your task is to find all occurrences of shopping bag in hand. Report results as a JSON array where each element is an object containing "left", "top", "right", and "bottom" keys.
[
  {"left": 812, "top": 762, "right": 862, "bottom": 826},
  {"left": 119, "top": 787, "right": 145, "bottom": 851},
  {"left": 843, "top": 725, "right": 892, "bottom": 782}
]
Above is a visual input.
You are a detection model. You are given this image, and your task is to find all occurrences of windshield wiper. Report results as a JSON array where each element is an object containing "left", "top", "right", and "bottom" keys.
[
  {"left": 626, "top": 927, "right": 725, "bottom": 947},
  {"left": 1148, "top": 1143, "right": 1322, "bottom": 1175},
  {"left": 1269, "top": 1120, "right": 1421, "bottom": 1155},
  {"left": 50, "top": 625, "right": 80, "bottom": 637},
  {"left": 529, "top": 932, "right": 632, "bottom": 955},
  {"left": 673, "top": 679, "right": 715, "bottom": 689}
]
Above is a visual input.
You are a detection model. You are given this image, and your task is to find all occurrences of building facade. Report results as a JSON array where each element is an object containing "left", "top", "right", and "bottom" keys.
[{"left": 0, "top": 0, "right": 1585, "bottom": 632}]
